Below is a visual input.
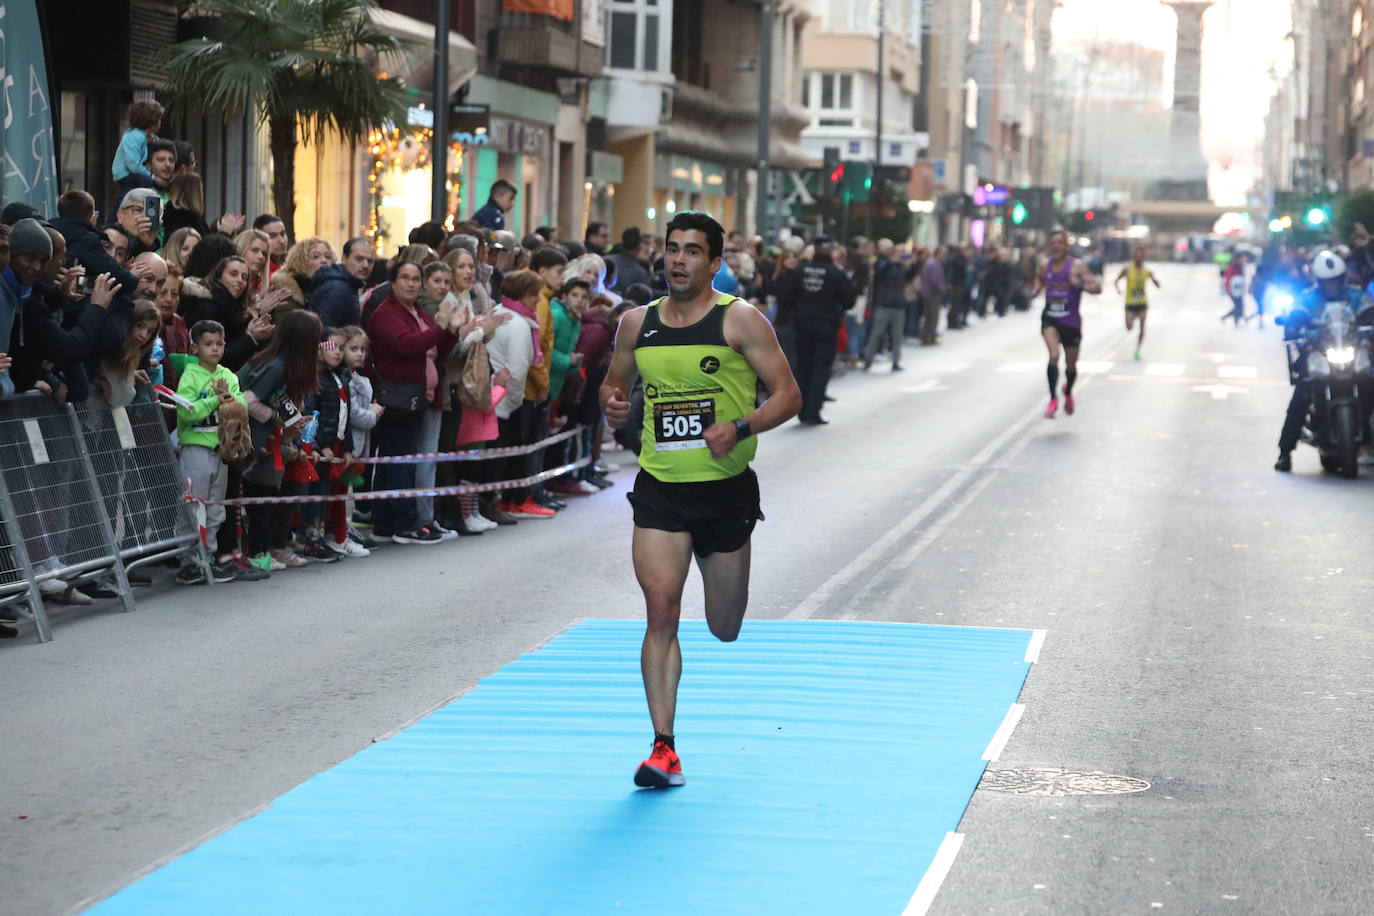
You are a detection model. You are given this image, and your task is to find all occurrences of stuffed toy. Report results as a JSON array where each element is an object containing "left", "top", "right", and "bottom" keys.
[{"left": 213, "top": 377, "right": 253, "bottom": 464}]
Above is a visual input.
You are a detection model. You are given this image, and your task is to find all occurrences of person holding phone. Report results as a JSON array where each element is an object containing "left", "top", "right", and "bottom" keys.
[{"left": 115, "top": 189, "right": 162, "bottom": 258}]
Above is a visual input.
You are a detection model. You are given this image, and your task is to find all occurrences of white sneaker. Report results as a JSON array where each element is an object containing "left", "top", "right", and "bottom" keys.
[
  {"left": 465, "top": 511, "right": 498, "bottom": 532},
  {"left": 333, "top": 539, "right": 371, "bottom": 558},
  {"left": 573, "top": 480, "right": 600, "bottom": 495}
]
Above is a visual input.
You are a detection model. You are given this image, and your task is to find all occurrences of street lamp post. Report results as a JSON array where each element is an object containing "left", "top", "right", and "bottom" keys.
[
  {"left": 432, "top": 0, "right": 450, "bottom": 226},
  {"left": 867, "top": 0, "right": 885, "bottom": 240},
  {"left": 756, "top": 0, "right": 774, "bottom": 240}
]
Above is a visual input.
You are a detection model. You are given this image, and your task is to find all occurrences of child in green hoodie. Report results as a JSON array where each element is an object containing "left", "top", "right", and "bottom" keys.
[{"left": 176, "top": 319, "right": 248, "bottom": 584}]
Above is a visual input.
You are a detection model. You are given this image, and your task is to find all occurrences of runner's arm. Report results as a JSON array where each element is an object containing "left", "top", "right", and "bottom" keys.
[
  {"left": 1074, "top": 260, "right": 1103, "bottom": 295},
  {"left": 599, "top": 307, "right": 646, "bottom": 428},
  {"left": 721, "top": 302, "right": 801, "bottom": 440},
  {"left": 1113, "top": 267, "right": 1127, "bottom": 293},
  {"left": 1150, "top": 270, "right": 1162, "bottom": 289}
]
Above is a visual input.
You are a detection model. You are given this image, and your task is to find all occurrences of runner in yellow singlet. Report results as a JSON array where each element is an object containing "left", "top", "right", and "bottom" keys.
[
  {"left": 1114, "top": 246, "right": 1161, "bottom": 360},
  {"left": 600, "top": 211, "right": 801, "bottom": 788}
]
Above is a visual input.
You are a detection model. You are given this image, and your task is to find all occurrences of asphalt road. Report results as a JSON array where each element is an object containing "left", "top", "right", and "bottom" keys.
[{"left": 3, "top": 263, "right": 1372, "bottom": 915}]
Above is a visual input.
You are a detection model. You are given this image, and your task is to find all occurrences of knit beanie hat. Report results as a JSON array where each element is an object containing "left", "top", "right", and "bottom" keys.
[{"left": 9, "top": 218, "right": 53, "bottom": 258}]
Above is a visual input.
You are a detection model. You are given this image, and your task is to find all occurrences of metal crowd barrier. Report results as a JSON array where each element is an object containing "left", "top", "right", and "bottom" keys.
[
  {"left": 0, "top": 395, "right": 212, "bottom": 643},
  {"left": 1, "top": 396, "right": 593, "bottom": 643},
  {"left": 0, "top": 394, "right": 134, "bottom": 642},
  {"left": 75, "top": 400, "right": 210, "bottom": 578}
]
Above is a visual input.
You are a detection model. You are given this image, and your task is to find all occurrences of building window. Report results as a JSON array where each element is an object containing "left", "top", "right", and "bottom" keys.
[
  {"left": 606, "top": 0, "right": 669, "bottom": 72},
  {"left": 847, "top": 140, "right": 862, "bottom": 154},
  {"left": 804, "top": 70, "right": 858, "bottom": 129}
]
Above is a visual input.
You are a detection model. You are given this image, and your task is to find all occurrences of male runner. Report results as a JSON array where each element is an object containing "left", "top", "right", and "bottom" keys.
[
  {"left": 1033, "top": 230, "right": 1102, "bottom": 418},
  {"left": 1113, "top": 246, "right": 1161, "bottom": 360},
  {"left": 601, "top": 211, "right": 801, "bottom": 788}
]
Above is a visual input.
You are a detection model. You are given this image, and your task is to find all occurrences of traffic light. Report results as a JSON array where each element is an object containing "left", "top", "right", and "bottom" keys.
[
  {"left": 1084, "top": 209, "right": 1096, "bottom": 222},
  {"left": 1007, "top": 187, "right": 1055, "bottom": 230},
  {"left": 842, "top": 162, "right": 872, "bottom": 203},
  {"left": 820, "top": 149, "right": 842, "bottom": 198},
  {"left": 1305, "top": 205, "right": 1329, "bottom": 227}
]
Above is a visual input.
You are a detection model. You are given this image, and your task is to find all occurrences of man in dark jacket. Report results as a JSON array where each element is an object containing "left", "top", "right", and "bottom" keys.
[
  {"left": 50, "top": 190, "right": 139, "bottom": 362},
  {"left": 778, "top": 239, "right": 854, "bottom": 424},
  {"left": 863, "top": 239, "right": 916, "bottom": 371},
  {"left": 608, "top": 228, "right": 652, "bottom": 293},
  {"left": 309, "top": 237, "right": 370, "bottom": 328}
]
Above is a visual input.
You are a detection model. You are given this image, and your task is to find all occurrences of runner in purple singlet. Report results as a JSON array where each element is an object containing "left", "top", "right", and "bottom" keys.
[{"left": 1032, "top": 230, "right": 1102, "bottom": 418}]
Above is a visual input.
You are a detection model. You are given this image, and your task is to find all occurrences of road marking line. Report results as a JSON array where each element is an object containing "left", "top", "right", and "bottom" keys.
[
  {"left": 902, "top": 832, "right": 966, "bottom": 916},
  {"left": 790, "top": 331, "right": 1126, "bottom": 621},
  {"left": 1076, "top": 360, "right": 1115, "bottom": 373},
  {"left": 1192, "top": 383, "right": 1249, "bottom": 400},
  {"left": 1025, "top": 629, "right": 1047, "bottom": 663},
  {"left": 901, "top": 378, "right": 950, "bottom": 394},
  {"left": 982, "top": 703, "right": 1026, "bottom": 761},
  {"left": 1145, "top": 362, "right": 1186, "bottom": 376},
  {"left": 1218, "top": 364, "right": 1258, "bottom": 379},
  {"left": 1106, "top": 374, "right": 1284, "bottom": 387},
  {"left": 784, "top": 408, "right": 1036, "bottom": 620}
]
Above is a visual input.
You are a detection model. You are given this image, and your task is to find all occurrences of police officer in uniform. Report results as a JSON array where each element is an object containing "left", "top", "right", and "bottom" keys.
[{"left": 777, "top": 238, "right": 854, "bottom": 425}]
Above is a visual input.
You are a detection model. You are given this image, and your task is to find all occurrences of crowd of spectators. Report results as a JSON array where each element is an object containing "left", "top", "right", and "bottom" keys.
[{"left": 0, "top": 99, "right": 1053, "bottom": 636}]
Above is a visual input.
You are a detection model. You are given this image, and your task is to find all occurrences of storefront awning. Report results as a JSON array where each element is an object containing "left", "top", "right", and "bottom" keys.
[{"left": 371, "top": 8, "right": 478, "bottom": 100}]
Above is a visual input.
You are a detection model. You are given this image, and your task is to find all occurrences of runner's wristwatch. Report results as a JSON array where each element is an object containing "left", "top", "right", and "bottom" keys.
[{"left": 734, "top": 418, "right": 753, "bottom": 441}]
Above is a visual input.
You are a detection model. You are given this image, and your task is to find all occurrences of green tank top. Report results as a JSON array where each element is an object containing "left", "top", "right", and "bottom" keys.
[{"left": 634, "top": 294, "right": 758, "bottom": 482}]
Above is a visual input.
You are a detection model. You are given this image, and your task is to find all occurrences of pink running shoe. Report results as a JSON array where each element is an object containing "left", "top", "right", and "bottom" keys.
[
  {"left": 1063, "top": 387, "right": 1075, "bottom": 415},
  {"left": 1044, "top": 398, "right": 1058, "bottom": 419}
]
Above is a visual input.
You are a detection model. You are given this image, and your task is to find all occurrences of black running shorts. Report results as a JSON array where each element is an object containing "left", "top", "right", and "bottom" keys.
[
  {"left": 1124, "top": 304, "right": 1148, "bottom": 313},
  {"left": 628, "top": 468, "right": 762, "bottom": 557},
  {"left": 1041, "top": 316, "right": 1083, "bottom": 348}
]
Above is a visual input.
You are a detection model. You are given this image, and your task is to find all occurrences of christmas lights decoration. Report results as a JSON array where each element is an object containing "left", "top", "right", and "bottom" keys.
[{"left": 364, "top": 127, "right": 466, "bottom": 250}]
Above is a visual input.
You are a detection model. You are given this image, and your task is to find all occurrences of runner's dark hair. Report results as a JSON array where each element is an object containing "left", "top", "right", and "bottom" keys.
[{"left": 665, "top": 211, "right": 724, "bottom": 261}]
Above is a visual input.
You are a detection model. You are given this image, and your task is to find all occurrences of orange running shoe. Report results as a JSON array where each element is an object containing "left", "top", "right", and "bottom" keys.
[
  {"left": 509, "top": 497, "right": 556, "bottom": 519},
  {"left": 634, "top": 740, "right": 685, "bottom": 788}
]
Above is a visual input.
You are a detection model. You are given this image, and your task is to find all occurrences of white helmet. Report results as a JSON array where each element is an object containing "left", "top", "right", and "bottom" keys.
[{"left": 1312, "top": 249, "right": 1346, "bottom": 280}]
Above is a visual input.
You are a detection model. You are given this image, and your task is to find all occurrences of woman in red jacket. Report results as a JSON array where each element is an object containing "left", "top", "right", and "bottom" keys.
[{"left": 366, "top": 259, "right": 458, "bottom": 544}]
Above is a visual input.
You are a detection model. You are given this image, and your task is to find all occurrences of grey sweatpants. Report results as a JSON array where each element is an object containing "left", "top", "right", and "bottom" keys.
[
  {"left": 180, "top": 444, "right": 228, "bottom": 555},
  {"left": 863, "top": 307, "right": 906, "bottom": 367}
]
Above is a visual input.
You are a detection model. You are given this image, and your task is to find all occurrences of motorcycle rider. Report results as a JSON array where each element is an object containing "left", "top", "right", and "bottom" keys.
[{"left": 1274, "top": 250, "right": 1370, "bottom": 472}]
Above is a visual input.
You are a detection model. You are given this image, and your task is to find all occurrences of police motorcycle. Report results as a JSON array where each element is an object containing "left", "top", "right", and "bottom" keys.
[{"left": 1279, "top": 251, "right": 1374, "bottom": 478}]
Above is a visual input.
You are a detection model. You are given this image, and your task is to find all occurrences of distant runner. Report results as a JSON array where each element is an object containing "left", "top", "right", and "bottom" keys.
[
  {"left": 601, "top": 211, "right": 801, "bottom": 788},
  {"left": 1034, "top": 230, "right": 1102, "bottom": 418},
  {"left": 1114, "top": 247, "right": 1161, "bottom": 360}
]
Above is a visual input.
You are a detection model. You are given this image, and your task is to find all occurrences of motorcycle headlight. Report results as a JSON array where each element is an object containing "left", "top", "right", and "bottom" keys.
[
  {"left": 1326, "top": 346, "right": 1356, "bottom": 366},
  {"left": 1308, "top": 352, "right": 1331, "bottom": 377}
]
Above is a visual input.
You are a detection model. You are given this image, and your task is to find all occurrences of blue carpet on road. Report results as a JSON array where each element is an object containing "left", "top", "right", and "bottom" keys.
[{"left": 88, "top": 619, "right": 1036, "bottom": 915}]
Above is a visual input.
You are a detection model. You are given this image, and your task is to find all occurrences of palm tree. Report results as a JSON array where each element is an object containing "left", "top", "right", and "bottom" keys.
[{"left": 162, "top": 0, "right": 413, "bottom": 238}]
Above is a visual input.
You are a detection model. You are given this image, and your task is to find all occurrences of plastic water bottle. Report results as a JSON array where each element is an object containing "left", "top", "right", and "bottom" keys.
[
  {"left": 301, "top": 410, "right": 320, "bottom": 445},
  {"left": 149, "top": 337, "right": 166, "bottom": 388}
]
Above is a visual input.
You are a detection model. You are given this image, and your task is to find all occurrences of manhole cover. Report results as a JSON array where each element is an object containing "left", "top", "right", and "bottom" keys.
[{"left": 979, "top": 767, "right": 1151, "bottom": 797}]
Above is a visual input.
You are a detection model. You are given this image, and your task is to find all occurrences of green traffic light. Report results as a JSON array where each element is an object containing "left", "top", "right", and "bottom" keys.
[
  {"left": 864, "top": 176, "right": 872, "bottom": 189},
  {"left": 1305, "top": 207, "right": 1327, "bottom": 226},
  {"left": 1011, "top": 201, "right": 1028, "bottom": 225}
]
